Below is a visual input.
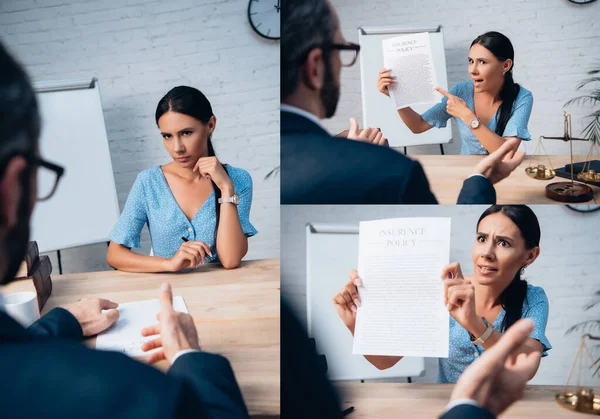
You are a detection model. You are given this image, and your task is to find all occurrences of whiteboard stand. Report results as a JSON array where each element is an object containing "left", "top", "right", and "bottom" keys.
[
  {"left": 31, "top": 78, "right": 120, "bottom": 274},
  {"left": 402, "top": 144, "right": 445, "bottom": 156},
  {"left": 359, "top": 25, "right": 451, "bottom": 153},
  {"left": 306, "top": 223, "right": 425, "bottom": 382}
]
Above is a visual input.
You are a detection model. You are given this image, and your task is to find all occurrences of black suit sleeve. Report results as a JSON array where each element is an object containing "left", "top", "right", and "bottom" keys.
[
  {"left": 281, "top": 300, "right": 343, "bottom": 419},
  {"left": 456, "top": 175, "right": 496, "bottom": 205},
  {"left": 400, "top": 161, "right": 438, "bottom": 204},
  {"left": 169, "top": 352, "right": 249, "bottom": 419},
  {"left": 26, "top": 307, "right": 83, "bottom": 340},
  {"left": 439, "top": 403, "right": 495, "bottom": 419}
]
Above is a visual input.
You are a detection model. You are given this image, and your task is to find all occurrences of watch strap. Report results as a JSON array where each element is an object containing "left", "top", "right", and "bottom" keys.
[{"left": 470, "top": 317, "right": 494, "bottom": 346}]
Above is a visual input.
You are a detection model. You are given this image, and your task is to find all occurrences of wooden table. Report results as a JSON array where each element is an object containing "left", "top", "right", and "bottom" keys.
[
  {"left": 413, "top": 155, "right": 600, "bottom": 204},
  {"left": 1, "top": 259, "right": 280, "bottom": 417},
  {"left": 337, "top": 383, "right": 589, "bottom": 418}
]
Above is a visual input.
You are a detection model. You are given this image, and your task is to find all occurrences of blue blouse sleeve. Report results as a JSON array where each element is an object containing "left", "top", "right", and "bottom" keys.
[
  {"left": 109, "top": 174, "right": 148, "bottom": 249},
  {"left": 501, "top": 89, "right": 533, "bottom": 141},
  {"left": 523, "top": 286, "right": 552, "bottom": 357},
  {"left": 231, "top": 169, "right": 258, "bottom": 238},
  {"left": 420, "top": 83, "right": 461, "bottom": 128}
]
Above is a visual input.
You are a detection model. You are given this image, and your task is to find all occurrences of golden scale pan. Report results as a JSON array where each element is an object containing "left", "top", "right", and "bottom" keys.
[
  {"left": 525, "top": 112, "right": 595, "bottom": 203},
  {"left": 555, "top": 334, "right": 600, "bottom": 415}
]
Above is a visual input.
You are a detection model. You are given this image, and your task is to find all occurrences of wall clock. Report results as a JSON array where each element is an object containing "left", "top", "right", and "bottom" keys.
[
  {"left": 566, "top": 204, "right": 600, "bottom": 213},
  {"left": 248, "top": 0, "right": 280, "bottom": 40}
]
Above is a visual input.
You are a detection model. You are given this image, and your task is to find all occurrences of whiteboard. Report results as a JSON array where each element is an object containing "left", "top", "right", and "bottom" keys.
[
  {"left": 30, "top": 79, "right": 120, "bottom": 253},
  {"left": 306, "top": 223, "right": 425, "bottom": 381},
  {"left": 359, "top": 26, "right": 451, "bottom": 148}
]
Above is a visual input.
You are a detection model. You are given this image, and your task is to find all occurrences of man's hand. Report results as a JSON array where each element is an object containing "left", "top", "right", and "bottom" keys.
[
  {"left": 347, "top": 118, "right": 388, "bottom": 146},
  {"left": 63, "top": 298, "right": 120, "bottom": 336},
  {"left": 450, "top": 318, "right": 542, "bottom": 417},
  {"left": 140, "top": 283, "right": 202, "bottom": 365},
  {"left": 475, "top": 137, "right": 525, "bottom": 185}
]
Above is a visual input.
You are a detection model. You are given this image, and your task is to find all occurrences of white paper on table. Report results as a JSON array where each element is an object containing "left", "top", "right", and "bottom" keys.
[
  {"left": 95, "top": 296, "right": 188, "bottom": 357},
  {"left": 382, "top": 32, "right": 442, "bottom": 109},
  {"left": 353, "top": 218, "right": 450, "bottom": 358}
]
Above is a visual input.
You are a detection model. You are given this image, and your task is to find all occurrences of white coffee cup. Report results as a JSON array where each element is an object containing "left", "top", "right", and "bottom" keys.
[{"left": 2, "top": 291, "right": 40, "bottom": 327}]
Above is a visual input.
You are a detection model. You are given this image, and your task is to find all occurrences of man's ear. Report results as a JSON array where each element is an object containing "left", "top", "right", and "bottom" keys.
[
  {"left": 0, "top": 156, "right": 27, "bottom": 228},
  {"left": 302, "top": 48, "right": 326, "bottom": 91}
]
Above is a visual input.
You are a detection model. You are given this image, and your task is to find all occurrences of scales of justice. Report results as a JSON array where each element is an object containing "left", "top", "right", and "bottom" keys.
[
  {"left": 525, "top": 112, "right": 598, "bottom": 203},
  {"left": 555, "top": 334, "right": 600, "bottom": 415}
]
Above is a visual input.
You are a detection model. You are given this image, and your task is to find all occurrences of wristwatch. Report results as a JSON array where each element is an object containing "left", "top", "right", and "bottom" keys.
[
  {"left": 469, "top": 116, "right": 481, "bottom": 129},
  {"left": 218, "top": 194, "right": 240, "bottom": 205},
  {"left": 469, "top": 317, "right": 494, "bottom": 345}
]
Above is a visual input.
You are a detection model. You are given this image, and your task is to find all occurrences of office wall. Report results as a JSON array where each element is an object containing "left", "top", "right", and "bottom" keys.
[
  {"left": 0, "top": 0, "right": 280, "bottom": 273},
  {"left": 282, "top": 205, "right": 600, "bottom": 386},
  {"left": 327, "top": 0, "right": 600, "bottom": 155}
]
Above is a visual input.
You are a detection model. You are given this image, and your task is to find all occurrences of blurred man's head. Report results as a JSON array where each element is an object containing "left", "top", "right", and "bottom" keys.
[
  {"left": 282, "top": 0, "right": 345, "bottom": 119},
  {"left": 0, "top": 41, "right": 40, "bottom": 286}
]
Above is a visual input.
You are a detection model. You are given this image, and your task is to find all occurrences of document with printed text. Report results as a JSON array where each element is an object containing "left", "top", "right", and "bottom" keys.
[
  {"left": 353, "top": 218, "right": 450, "bottom": 357},
  {"left": 95, "top": 296, "right": 188, "bottom": 357},
  {"left": 382, "top": 32, "right": 441, "bottom": 109}
]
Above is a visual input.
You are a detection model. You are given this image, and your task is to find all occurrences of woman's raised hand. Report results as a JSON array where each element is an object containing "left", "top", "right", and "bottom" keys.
[
  {"left": 441, "top": 262, "right": 480, "bottom": 331},
  {"left": 332, "top": 269, "right": 363, "bottom": 333},
  {"left": 378, "top": 68, "right": 396, "bottom": 97}
]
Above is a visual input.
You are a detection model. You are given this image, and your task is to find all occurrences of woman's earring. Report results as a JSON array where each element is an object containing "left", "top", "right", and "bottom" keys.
[{"left": 520, "top": 266, "right": 527, "bottom": 276}]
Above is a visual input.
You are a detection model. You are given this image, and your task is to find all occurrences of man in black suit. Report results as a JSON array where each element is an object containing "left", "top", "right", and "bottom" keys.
[
  {"left": 0, "top": 42, "right": 248, "bottom": 418},
  {"left": 281, "top": 0, "right": 525, "bottom": 204},
  {"left": 282, "top": 299, "right": 541, "bottom": 419}
]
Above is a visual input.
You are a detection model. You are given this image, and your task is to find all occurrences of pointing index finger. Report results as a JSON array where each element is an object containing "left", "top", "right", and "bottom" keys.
[
  {"left": 159, "top": 282, "right": 174, "bottom": 313},
  {"left": 435, "top": 87, "right": 452, "bottom": 98}
]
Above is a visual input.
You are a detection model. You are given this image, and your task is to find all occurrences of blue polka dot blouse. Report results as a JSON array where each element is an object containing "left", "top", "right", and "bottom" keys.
[
  {"left": 421, "top": 80, "right": 534, "bottom": 155},
  {"left": 437, "top": 284, "right": 551, "bottom": 383},
  {"left": 109, "top": 164, "right": 258, "bottom": 262}
]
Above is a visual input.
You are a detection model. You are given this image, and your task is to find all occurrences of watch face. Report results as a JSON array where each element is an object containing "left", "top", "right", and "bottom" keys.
[
  {"left": 470, "top": 118, "right": 480, "bottom": 129},
  {"left": 232, "top": 194, "right": 240, "bottom": 205}
]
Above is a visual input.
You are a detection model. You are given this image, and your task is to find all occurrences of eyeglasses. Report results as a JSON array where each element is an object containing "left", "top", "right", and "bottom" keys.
[
  {"left": 27, "top": 154, "right": 65, "bottom": 201},
  {"left": 329, "top": 42, "right": 361, "bottom": 67},
  {"left": 299, "top": 42, "right": 361, "bottom": 68}
]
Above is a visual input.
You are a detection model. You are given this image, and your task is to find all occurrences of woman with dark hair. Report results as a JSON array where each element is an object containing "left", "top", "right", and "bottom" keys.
[
  {"left": 377, "top": 32, "right": 533, "bottom": 155},
  {"left": 333, "top": 205, "right": 551, "bottom": 383},
  {"left": 106, "top": 86, "right": 257, "bottom": 272}
]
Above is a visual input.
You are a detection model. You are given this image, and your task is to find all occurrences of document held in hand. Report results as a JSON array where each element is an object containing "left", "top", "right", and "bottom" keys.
[
  {"left": 382, "top": 32, "right": 441, "bottom": 109},
  {"left": 96, "top": 296, "right": 189, "bottom": 357},
  {"left": 353, "top": 218, "right": 450, "bottom": 358}
]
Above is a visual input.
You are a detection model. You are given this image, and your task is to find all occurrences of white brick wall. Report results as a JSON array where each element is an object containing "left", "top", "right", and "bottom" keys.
[
  {"left": 0, "top": 0, "right": 280, "bottom": 273},
  {"left": 281, "top": 205, "right": 600, "bottom": 386},
  {"left": 327, "top": 0, "right": 600, "bottom": 156}
]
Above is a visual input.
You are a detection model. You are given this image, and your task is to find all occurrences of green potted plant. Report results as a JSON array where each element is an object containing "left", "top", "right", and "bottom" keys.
[
  {"left": 565, "top": 64, "right": 600, "bottom": 145},
  {"left": 566, "top": 290, "right": 600, "bottom": 377}
]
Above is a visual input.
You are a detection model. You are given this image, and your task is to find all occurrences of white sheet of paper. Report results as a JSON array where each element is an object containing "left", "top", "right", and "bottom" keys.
[
  {"left": 353, "top": 218, "right": 450, "bottom": 358},
  {"left": 382, "top": 32, "right": 441, "bottom": 109},
  {"left": 95, "top": 296, "right": 188, "bottom": 357}
]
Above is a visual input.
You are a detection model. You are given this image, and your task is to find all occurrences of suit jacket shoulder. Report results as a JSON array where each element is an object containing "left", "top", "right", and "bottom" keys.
[{"left": 280, "top": 111, "right": 437, "bottom": 204}]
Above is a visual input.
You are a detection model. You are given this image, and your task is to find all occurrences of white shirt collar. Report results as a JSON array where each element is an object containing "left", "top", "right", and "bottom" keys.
[{"left": 280, "top": 104, "right": 330, "bottom": 134}]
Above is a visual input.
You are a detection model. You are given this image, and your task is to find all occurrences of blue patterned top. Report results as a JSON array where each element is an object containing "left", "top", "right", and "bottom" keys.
[
  {"left": 437, "top": 284, "right": 551, "bottom": 384},
  {"left": 109, "top": 164, "right": 258, "bottom": 262},
  {"left": 421, "top": 81, "right": 533, "bottom": 155}
]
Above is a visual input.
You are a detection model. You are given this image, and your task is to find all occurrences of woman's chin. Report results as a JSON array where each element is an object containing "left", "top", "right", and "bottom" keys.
[{"left": 473, "top": 272, "right": 499, "bottom": 285}]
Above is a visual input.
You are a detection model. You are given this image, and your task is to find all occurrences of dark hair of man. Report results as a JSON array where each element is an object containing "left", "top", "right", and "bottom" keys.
[
  {"left": 0, "top": 41, "right": 40, "bottom": 178},
  {"left": 281, "top": 0, "right": 336, "bottom": 101}
]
